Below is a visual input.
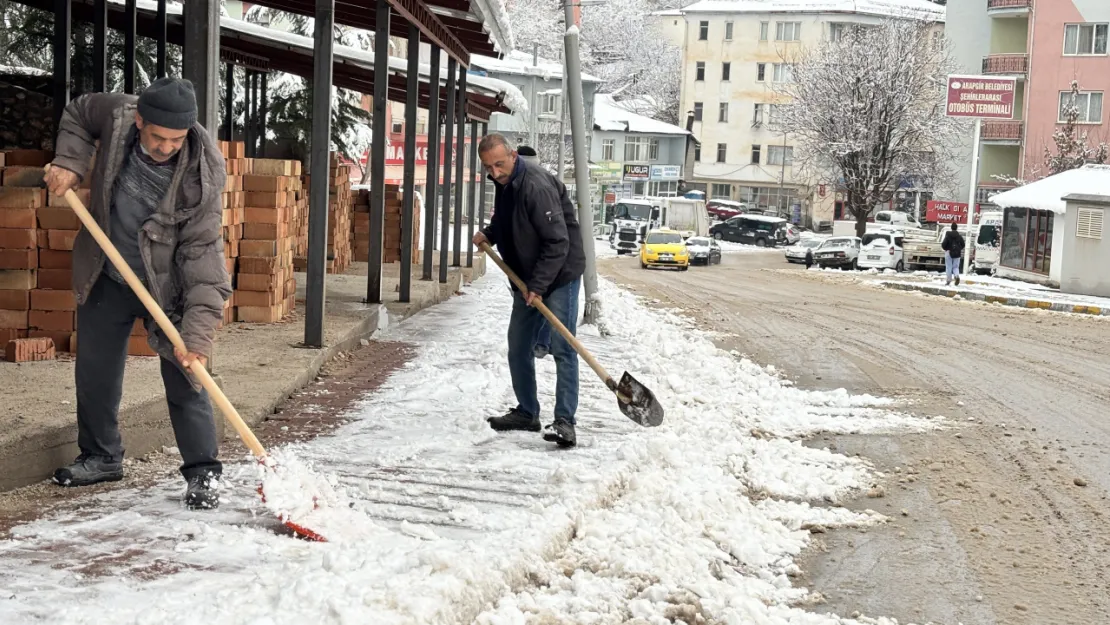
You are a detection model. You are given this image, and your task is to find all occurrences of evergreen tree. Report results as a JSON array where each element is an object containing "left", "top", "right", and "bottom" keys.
[{"left": 1045, "top": 81, "right": 1108, "bottom": 175}]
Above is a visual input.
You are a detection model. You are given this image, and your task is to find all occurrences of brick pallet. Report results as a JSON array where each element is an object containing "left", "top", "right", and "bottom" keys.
[
  {"left": 295, "top": 154, "right": 352, "bottom": 274},
  {"left": 349, "top": 184, "right": 419, "bottom": 266},
  {"left": 234, "top": 157, "right": 301, "bottom": 323}
]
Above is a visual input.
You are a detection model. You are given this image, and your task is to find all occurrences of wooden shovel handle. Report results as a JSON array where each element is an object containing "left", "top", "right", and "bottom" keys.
[
  {"left": 479, "top": 242, "right": 617, "bottom": 391},
  {"left": 48, "top": 166, "right": 268, "bottom": 459}
]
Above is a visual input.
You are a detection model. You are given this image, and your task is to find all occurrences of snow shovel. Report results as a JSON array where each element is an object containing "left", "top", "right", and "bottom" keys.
[
  {"left": 479, "top": 242, "right": 664, "bottom": 427},
  {"left": 46, "top": 166, "right": 327, "bottom": 542}
]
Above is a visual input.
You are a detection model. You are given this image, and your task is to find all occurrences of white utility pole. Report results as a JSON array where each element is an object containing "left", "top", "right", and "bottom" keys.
[{"left": 962, "top": 118, "right": 982, "bottom": 276}]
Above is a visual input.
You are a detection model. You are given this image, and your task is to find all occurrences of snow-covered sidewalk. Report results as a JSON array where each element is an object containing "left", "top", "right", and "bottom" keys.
[
  {"left": 878, "top": 273, "right": 1110, "bottom": 316},
  {"left": 0, "top": 266, "right": 934, "bottom": 625}
]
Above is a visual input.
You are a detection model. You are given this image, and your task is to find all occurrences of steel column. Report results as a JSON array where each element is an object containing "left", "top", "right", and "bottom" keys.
[
  {"left": 366, "top": 0, "right": 391, "bottom": 304},
  {"left": 123, "top": 0, "right": 136, "bottom": 93},
  {"left": 466, "top": 119, "right": 478, "bottom": 267},
  {"left": 244, "top": 71, "right": 255, "bottom": 157},
  {"left": 52, "top": 0, "right": 70, "bottom": 127},
  {"left": 439, "top": 57, "right": 457, "bottom": 283},
  {"left": 156, "top": 0, "right": 168, "bottom": 78},
  {"left": 259, "top": 72, "right": 268, "bottom": 157},
  {"left": 399, "top": 24, "right": 421, "bottom": 302},
  {"left": 478, "top": 121, "right": 488, "bottom": 229},
  {"left": 223, "top": 63, "right": 234, "bottom": 142},
  {"left": 92, "top": 0, "right": 106, "bottom": 92},
  {"left": 183, "top": 0, "right": 220, "bottom": 130},
  {"left": 421, "top": 46, "right": 441, "bottom": 281},
  {"left": 452, "top": 67, "right": 467, "bottom": 267},
  {"left": 304, "top": 0, "right": 335, "bottom": 348}
]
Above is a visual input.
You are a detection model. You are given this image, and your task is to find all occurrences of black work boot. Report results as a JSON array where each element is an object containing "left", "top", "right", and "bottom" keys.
[
  {"left": 184, "top": 473, "right": 221, "bottom": 510},
  {"left": 543, "top": 420, "right": 577, "bottom": 448},
  {"left": 487, "top": 408, "right": 542, "bottom": 432},
  {"left": 53, "top": 455, "right": 124, "bottom": 487}
]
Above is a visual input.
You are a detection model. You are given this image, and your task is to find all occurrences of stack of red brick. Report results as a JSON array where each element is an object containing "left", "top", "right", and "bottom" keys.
[
  {"left": 219, "top": 140, "right": 247, "bottom": 327},
  {"left": 296, "top": 154, "right": 353, "bottom": 275},
  {"left": 350, "top": 184, "right": 420, "bottom": 265},
  {"left": 351, "top": 189, "right": 370, "bottom": 261},
  {"left": 235, "top": 158, "right": 301, "bottom": 323}
]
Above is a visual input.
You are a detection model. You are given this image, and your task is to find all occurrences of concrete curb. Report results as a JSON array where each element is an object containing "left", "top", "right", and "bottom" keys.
[{"left": 881, "top": 281, "right": 1108, "bottom": 316}]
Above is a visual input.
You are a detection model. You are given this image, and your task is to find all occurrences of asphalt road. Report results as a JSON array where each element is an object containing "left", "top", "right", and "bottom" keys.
[{"left": 599, "top": 250, "right": 1110, "bottom": 625}]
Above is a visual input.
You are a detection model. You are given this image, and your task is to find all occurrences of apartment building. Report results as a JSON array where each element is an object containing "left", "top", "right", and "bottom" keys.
[
  {"left": 948, "top": 0, "right": 1110, "bottom": 208},
  {"left": 676, "top": 0, "right": 945, "bottom": 225}
]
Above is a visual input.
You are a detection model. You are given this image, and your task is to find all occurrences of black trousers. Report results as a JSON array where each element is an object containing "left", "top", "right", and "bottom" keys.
[{"left": 75, "top": 275, "right": 222, "bottom": 480}]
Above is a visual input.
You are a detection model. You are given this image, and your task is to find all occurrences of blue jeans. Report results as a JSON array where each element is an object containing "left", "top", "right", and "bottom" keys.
[
  {"left": 945, "top": 254, "right": 960, "bottom": 281},
  {"left": 508, "top": 278, "right": 580, "bottom": 424},
  {"left": 534, "top": 321, "right": 552, "bottom": 356}
]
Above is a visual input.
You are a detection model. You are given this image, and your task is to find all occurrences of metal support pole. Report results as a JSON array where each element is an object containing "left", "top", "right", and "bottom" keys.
[
  {"left": 52, "top": 0, "right": 70, "bottom": 127},
  {"left": 467, "top": 119, "right": 478, "bottom": 267},
  {"left": 366, "top": 0, "right": 391, "bottom": 304},
  {"left": 183, "top": 0, "right": 220, "bottom": 130},
  {"left": 399, "top": 24, "right": 420, "bottom": 303},
  {"left": 259, "top": 72, "right": 268, "bottom": 157},
  {"left": 452, "top": 68, "right": 467, "bottom": 267},
  {"left": 92, "top": 0, "right": 106, "bottom": 92},
  {"left": 304, "top": 0, "right": 335, "bottom": 348},
  {"left": 223, "top": 63, "right": 234, "bottom": 142},
  {"left": 123, "top": 0, "right": 136, "bottom": 94},
  {"left": 244, "top": 71, "right": 255, "bottom": 158},
  {"left": 156, "top": 0, "right": 168, "bottom": 78},
  {"left": 478, "top": 121, "right": 488, "bottom": 229},
  {"left": 422, "top": 46, "right": 441, "bottom": 281},
  {"left": 962, "top": 118, "right": 982, "bottom": 276},
  {"left": 439, "top": 57, "right": 457, "bottom": 284},
  {"left": 565, "top": 23, "right": 600, "bottom": 324}
]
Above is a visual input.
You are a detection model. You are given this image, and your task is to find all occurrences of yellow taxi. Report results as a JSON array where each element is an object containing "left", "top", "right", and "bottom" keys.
[{"left": 639, "top": 229, "right": 690, "bottom": 271}]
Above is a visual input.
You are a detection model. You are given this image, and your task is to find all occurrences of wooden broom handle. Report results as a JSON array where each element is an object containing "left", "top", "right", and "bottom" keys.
[{"left": 48, "top": 167, "right": 268, "bottom": 459}]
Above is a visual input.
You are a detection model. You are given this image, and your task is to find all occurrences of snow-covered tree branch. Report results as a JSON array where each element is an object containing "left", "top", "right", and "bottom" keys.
[
  {"left": 773, "top": 17, "right": 963, "bottom": 236},
  {"left": 1044, "top": 80, "right": 1108, "bottom": 176}
]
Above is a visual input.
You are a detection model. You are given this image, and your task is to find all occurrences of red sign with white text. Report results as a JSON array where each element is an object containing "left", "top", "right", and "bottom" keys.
[
  {"left": 372, "top": 133, "right": 473, "bottom": 166},
  {"left": 945, "top": 75, "right": 1017, "bottom": 119},
  {"left": 926, "top": 200, "right": 981, "bottom": 223}
]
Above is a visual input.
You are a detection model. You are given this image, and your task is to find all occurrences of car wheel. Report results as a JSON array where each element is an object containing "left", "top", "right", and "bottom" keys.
[
  {"left": 755, "top": 238, "right": 767, "bottom": 248},
  {"left": 641, "top": 261, "right": 648, "bottom": 269},
  {"left": 895, "top": 260, "right": 905, "bottom": 272},
  {"left": 851, "top": 258, "right": 858, "bottom": 271},
  {"left": 680, "top": 265, "right": 689, "bottom": 271},
  {"left": 713, "top": 232, "right": 723, "bottom": 240}
]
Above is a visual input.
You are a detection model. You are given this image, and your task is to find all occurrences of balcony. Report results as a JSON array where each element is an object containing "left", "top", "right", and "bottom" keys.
[
  {"left": 982, "top": 54, "right": 1028, "bottom": 75},
  {"left": 987, "top": 0, "right": 1032, "bottom": 14},
  {"left": 977, "top": 182, "right": 1018, "bottom": 206},
  {"left": 981, "top": 120, "right": 1024, "bottom": 143}
]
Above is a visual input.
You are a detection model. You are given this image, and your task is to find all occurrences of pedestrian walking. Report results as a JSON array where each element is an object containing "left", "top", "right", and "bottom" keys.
[
  {"left": 941, "top": 222, "right": 965, "bottom": 286},
  {"left": 471, "top": 134, "right": 585, "bottom": 447},
  {"left": 43, "top": 78, "right": 231, "bottom": 509}
]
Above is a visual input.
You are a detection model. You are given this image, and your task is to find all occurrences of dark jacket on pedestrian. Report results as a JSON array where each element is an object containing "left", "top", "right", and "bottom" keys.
[
  {"left": 51, "top": 93, "right": 231, "bottom": 360},
  {"left": 481, "top": 157, "right": 585, "bottom": 297},
  {"left": 941, "top": 229, "right": 966, "bottom": 258}
]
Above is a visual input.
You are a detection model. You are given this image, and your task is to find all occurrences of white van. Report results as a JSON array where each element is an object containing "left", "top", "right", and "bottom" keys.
[
  {"left": 857, "top": 228, "right": 906, "bottom": 271},
  {"left": 971, "top": 210, "right": 1003, "bottom": 275}
]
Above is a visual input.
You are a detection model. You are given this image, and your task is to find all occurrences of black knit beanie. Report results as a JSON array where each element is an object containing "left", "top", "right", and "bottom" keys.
[{"left": 137, "top": 77, "right": 198, "bottom": 130}]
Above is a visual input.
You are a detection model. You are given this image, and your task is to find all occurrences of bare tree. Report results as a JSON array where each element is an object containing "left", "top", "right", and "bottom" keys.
[{"left": 774, "top": 17, "right": 963, "bottom": 237}]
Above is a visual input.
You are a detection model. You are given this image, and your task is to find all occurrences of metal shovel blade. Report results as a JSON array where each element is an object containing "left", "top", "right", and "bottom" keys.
[{"left": 616, "top": 371, "right": 664, "bottom": 427}]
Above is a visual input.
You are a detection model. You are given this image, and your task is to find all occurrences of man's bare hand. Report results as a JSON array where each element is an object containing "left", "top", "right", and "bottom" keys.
[
  {"left": 175, "top": 347, "right": 208, "bottom": 371},
  {"left": 472, "top": 231, "right": 489, "bottom": 247},
  {"left": 525, "top": 292, "right": 543, "bottom": 307},
  {"left": 43, "top": 166, "right": 78, "bottom": 197}
]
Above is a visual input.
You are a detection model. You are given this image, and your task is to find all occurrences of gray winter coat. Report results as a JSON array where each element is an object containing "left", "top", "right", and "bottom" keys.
[{"left": 51, "top": 93, "right": 231, "bottom": 360}]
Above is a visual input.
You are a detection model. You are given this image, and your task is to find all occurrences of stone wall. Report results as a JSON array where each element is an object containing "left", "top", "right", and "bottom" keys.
[{"left": 0, "top": 75, "right": 55, "bottom": 151}]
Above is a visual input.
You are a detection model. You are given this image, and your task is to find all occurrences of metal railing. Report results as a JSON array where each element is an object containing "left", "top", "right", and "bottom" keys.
[
  {"left": 982, "top": 54, "right": 1029, "bottom": 74},
  {"left": 987, "top": 0, "right": 1032, "bottom": 9},
  {"left": 982, "top": 120, "right": 1024, "bottom": 141}
]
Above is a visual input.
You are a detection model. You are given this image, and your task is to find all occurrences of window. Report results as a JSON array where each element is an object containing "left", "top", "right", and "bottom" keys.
[
  {"left": 711, "top": 183, "right": 731, "bottom": 199},
  {"left": 693, "top": 102, "right": 704, "bottom": 121},
  {"left": 391, "top": 120, "right": 404, "bottom": 134},
  {"left": 776, "top": 21, "right": 801, "bottom": 41},
  {"left": 718, "top": 102, "right": 729, "bottom": 123},
  {"left": 716, "top": 142, "right": 727, "bottom": 162},
  {"left": 1059, "top": 90, "right": 1104, "bottom": 123},
  {"left": 696, "top": 62, "right": 706, "bottom": 81},
  {"left": 699, "top": 21, "right": 709, "bottom": 40},
  {"left": 722, "top": 62, "right": 731, "bottom": 81},
  {"left": 601, "top": 138, "right": 615, "bottom": 161},
  {"left": 756, "top": 63, "right": 766, "bottom": 81},
  {"left": 624, "top": 136, "right": 651, "bottom": 161},
  {"left": 768, "top": 145, "right": 794, "bottom": 166},
  {"left": 829, "top": 23, "right": 847, "bottom": 41},
  {"left": 1001, "top": 206, "right": 1054, "bottom": 274},
  {"left": 725, "top": 21, "right": 734, "bottom": 40},
  {"left": 772, "top": 63, "right": 794, "bottom": 83},
  {"left": 541, "top": 92, "right": 560, "bottom": 115},
  {"left": 648, "top": 181, "right": 679, "bottom": 197},
  {"left": 767, "top": 104, "right": 781, "bottom": 127},
  {"left": 751, "top": 144, "right": 761, "bottom": 164},
  {"left": 1077, "top": 207, "right": 1105, "bottom": 240},
  {"left": 694, "top": 144, "right": 702, "bottom": 162},
  {"left": 759, "top": 21, "right": 769, "bottom": 41},
  {"left": 1064, "top": 23, "right": 1109, "bottom": 55},
  {"left": 739, "top": 186, "right": 798, "bottom": 214},
  {"left": 753, "top": 103, "right": 764, "bottom": 126},
  {"left": 649, "top": 138, "right": 660, "bottom": 160}
]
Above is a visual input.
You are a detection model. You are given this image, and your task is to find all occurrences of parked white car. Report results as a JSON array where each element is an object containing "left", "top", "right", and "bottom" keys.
[
  {"left": 857, "top": 229, "right": 906, "bottom": 272},
  {"left": 813, "top": 237, "right": 862, "bottom": 270},
  {"left": 784, "top": 239, "right": 823, "bottom": 264}
]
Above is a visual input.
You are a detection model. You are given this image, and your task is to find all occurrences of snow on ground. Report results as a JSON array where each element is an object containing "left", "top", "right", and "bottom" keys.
[
  {"left": 0, "top": 266, "right": 934, "bottom": 625},
  {"left": 880, "top": 273, "right": 1110, "bottom": 309}
]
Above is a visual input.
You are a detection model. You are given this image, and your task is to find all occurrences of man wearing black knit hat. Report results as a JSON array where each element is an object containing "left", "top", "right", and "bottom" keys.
[{"left": 43, "top": 77, "right": 231, "bottom": 510}]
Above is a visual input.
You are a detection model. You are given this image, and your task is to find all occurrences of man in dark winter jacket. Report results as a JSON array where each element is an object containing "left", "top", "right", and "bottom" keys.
[
  {"left": 472, "top": 134, "right": 586, "bottom": 447},
  {"left": 42, "top": 78, "right": 231, "bottom": 509},
  {"left": 515, "top": 145, "right": 552, "bottom": 360},
  {"left": 941, "top": 222, "right": 965, "bottom": 286}
]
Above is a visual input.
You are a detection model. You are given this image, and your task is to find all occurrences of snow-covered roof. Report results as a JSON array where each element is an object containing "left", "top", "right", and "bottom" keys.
[
  {"left": 680, "top": 0, "right": 945, "bottom": 21},
  {"left": 740, "top": 214, "right": 788, "bottom": 224},
  {"left": 0, "top": 64, "right": 50, "bottom": 76},
  {"left": 651, "top": 9, "right": 684, "bottom": 16},
  {"left": 471, "top": 50, "right": 601, "bottom": 83},
  {"left": 991, "top": 165, "right": 1110, "bottom": 216},
  {"left": 594, "top": 94, "right": 690, "bottom": 136}
]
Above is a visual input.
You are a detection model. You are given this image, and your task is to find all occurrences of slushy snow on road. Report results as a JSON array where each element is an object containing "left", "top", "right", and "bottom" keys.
[{"left": 0, "top": 265, "right": 934, "bottom": 624}]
